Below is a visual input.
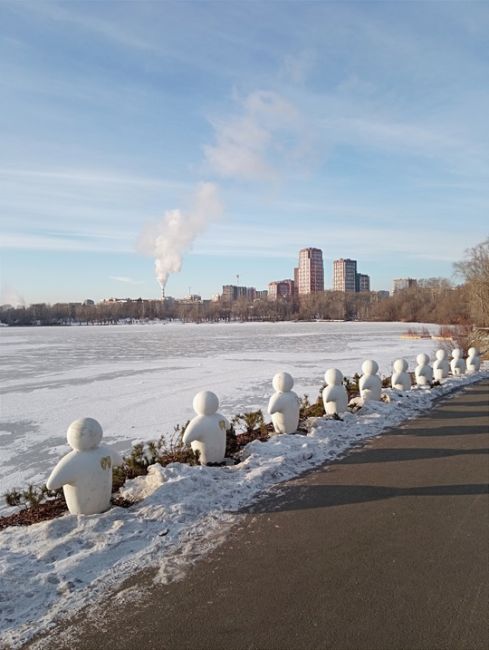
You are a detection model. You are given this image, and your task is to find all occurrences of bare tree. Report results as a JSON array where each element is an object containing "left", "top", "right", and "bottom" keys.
[{"left": 454, "top": 238, "right": 489, "bottom": 326}]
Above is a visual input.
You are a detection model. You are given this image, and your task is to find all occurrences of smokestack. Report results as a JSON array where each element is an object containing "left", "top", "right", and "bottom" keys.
[{"left": 161, "top": 285, "right": 165, "bottom": 301}]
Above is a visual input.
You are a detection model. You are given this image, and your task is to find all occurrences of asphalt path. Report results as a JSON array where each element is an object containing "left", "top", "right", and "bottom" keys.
[{"left": 31, "top": 380, "right": 489, "bottom": 650}]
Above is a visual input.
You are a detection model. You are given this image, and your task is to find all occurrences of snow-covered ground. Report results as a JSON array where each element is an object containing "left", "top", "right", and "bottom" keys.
[{"left": 1, "top": 321, "right": 486, "bottom": 648}]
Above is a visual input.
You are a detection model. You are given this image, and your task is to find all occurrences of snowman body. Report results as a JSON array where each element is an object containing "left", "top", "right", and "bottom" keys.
[
  {"left": 46, "top": 418, "right": 122, "bottom": 515},
  {"left": 415, "top": 353, "right": 433, "bottom": 387},
  {"left": 450, "top": 349, "right": 466, "bottom": 376},
  {"left": 359, "top": 360, "right": 382, "bottom": 402},
  {"left": 466, "top": 347, "right": 481, "bottom": 374},
  {"left": 391, "top": 359, "right": 411, "bottom": 391},
  {"left": 268, "top": 372, "right": 300, "bottom": 434},
  {"left": 182, "top": 391, "right": 229, "bottom": 464},
  {"left": 322, "top": 368, "right": 348, "bottom": 415},
  {"left": 433, "top": 350, "right": 450, "bottom": 381}
]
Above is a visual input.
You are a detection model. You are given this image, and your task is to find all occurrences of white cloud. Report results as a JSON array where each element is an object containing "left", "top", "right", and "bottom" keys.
[
  {"left": 0, "top": 168, "right": 189, "bottom": 190},
  {"left": 203, "top": 90, "right": 309, "bottom": 181},
  {"left": 0, "top": 233, "right": 133, "bottom": 253},
  {"left": 109, "top": 276, "right": 143, "bottom": 285}
]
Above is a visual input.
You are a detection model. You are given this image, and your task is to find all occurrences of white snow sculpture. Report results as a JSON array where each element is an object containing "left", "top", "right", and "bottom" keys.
[
  {"left": 415, "top": 353, "right": 433, "bottom": 387},
  {"left": 391, "top": 359, "right": 411, "bottom": 391},
  {"left": 182, "top": 391, "right": 229, "bottom": 464},
  {"left": 433, "top": 349, "right": 450, "bottom": 381},
  {"left": 322, "top": 368, "right": 348, "bottom": 416},
  {"left": 359, "top": 360, "right": 382, "bottom": 402},
  {"left": 268, "top": 372, "right": 300, "bottom": 434},
  {"left": 466, "top": 347, "right": 481, "bottom": 374},
  {"left": 46, "top": 417, "right": 123, "bottom": 516},
  {"left": 450, "top": 348, "right": 466, "bottom": 376}
]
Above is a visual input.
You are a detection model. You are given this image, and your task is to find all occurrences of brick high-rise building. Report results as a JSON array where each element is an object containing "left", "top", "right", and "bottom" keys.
[
  {"left": 268, "top": 279, "right": 295, "bottom": 301},
  {"left": 333, "top": 258, "right": 357, "bottom": 292},
  {"left": 297, "top": 248, "right": 324, "bottom": 295}
]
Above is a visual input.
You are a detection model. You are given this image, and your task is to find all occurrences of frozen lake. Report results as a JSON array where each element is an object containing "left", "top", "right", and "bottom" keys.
[{"left": 0, "top": 320, "right": 436, "bottom": 499}]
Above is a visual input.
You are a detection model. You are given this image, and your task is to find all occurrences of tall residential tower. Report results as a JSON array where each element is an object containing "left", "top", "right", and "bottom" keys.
[
  {"left": 333, "top": 258, "right": 357, "bottom": 292},
  {"left": 296, "top": 248, "right": 324, "bottom": 295}
]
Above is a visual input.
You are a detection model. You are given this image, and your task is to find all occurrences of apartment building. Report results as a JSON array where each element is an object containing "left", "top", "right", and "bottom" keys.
[
  {"left": 333, "top": 258, "right": 357, "bottom": 292},
  {"left": 297, "top": 248, "right": 324, "bottom": 295}
]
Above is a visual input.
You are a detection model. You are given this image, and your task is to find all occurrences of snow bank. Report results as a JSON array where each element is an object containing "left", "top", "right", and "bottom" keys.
[{"left": 0, "top": 369, "right": 487, "bottom": 648}]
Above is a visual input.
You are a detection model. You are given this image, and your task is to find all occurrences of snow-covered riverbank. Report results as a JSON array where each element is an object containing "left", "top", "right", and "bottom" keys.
[{"left": 1, "top": 363, "right": 487, "bottom": 648}]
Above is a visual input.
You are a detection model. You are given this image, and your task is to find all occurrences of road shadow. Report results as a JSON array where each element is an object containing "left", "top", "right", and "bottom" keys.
[
  {"left": 423, "top": 410, "right": 487, "bottom": 420},
  {"left": 390, "top": 424, "right": 488, "bottom": 437},
  {"left": 246, "top": 482, "right": 489, "bottom": 514},
  {"left": 338, "top": 447, "right": 488, "bottom": 464}
]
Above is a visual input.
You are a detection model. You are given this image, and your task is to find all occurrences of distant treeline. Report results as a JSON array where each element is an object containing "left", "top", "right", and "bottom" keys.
[{"left": 0, "top": 279, "right": 475, "bottom": 327}]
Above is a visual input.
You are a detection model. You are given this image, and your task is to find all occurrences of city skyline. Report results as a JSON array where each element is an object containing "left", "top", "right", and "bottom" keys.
[{"left": 1, "top": 1, "right": 488, "bottom": 305}]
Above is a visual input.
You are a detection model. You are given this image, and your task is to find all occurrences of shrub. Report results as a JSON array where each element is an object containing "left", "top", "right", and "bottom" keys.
[
  {"left": 112, "top": 421, "right": 199, "bottom": 490},
  {"left": 344, "top": 373, "right": 361, "bottom": 400}
]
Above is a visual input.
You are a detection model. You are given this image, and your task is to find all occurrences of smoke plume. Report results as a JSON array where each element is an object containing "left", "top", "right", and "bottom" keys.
[{"left": 138, "top": 182, "right": 223, "bottom": 293}]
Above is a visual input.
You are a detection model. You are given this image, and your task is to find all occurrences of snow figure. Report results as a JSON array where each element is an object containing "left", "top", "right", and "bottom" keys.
[
  {"left": 268, "top": 372, "right": 300, "bottom": 434},
  {"left": 466, "top": 347, "right": 481, "bottom": 374},
  {"left": 450, "top": 348, "right": 466, "bottom": 376},
  {"left": 359, "top": 360, "right": 382, "bottom": 402},
  {"left": 415, "top": 353, "right": 433, "bottom": 387},
  {"left": 433, "top": 349, "right": 450, "bottom": 381},
  {"left": 46, "top": 417, "right": 123, "bottom": 516},
  {"left": 182, "top": 391, "right": 229, "bottom": 464},
  {"left": 322, "top": 368, "right": 348, "bottom": 416},
  {"left": 391, "top": 358, "right": 411, "bottom": 391}
]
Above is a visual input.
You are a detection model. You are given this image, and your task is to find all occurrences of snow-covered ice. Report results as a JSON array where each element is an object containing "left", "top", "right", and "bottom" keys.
[{"left": 0, "top": 321, "right": 485, "bottom": 648}]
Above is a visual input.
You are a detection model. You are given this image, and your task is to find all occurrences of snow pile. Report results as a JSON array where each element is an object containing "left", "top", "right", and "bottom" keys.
[{"left": 0, "top": 370, "right": 487, "bottom": 648}]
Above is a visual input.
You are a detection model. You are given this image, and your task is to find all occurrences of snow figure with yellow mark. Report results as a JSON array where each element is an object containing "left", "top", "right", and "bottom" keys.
[
  {"left": 322, "top": 368, "right": 348, "bottom": 416},
  {"left": 268, "top": 372, "right": 300, "bottom": 434},
  {"left": 46, "top": 418, "right": 122, "bottom": 515},
  {"left": 182, "top": 391, "right": 229, "bottom": 464},
  {"left": 359, "top": 360, "right": 382, "bottom": 402}
]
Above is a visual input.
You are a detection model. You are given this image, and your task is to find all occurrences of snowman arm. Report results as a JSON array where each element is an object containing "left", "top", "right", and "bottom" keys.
[
  {"left": 322, "top": 386, "right": 332, "bottom": 403},
  {"left": 46, "top": 452, "right": 78, "bottom": 490},
  {"left": 268, "top": 394, "right": 282, "bottom": 415},
  {"left": 182, "top": 419, "right": 199, "bottom": 445}
]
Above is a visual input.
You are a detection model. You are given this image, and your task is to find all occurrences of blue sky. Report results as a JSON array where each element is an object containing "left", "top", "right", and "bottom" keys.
[{"left": 1, "top": 0, "right": 488, "bottom": 305}]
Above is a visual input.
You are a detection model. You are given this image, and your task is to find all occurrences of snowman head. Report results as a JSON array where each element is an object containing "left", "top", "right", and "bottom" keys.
[
  {"left": 193, "top": 390, "right": 219, "bottom": 416},
  {"left": 468, "top": 347, "right": 478, "bottom": 357},
  {"left": 362, "top": 360, "right": 379, "bottom": 376},
  {"left": 67, "top": 417, "right": 103, "bottom": 451},
  {"left": 452, "top": 348, "right": 462, "bottom": 360},
  {"left": 324, "top": 368, "right": 343, "bottom": 386},
  {"left": 435, "top": 349, "right": 446, "bottom": 361},
  {"left": 272, "top": 372, "right": 294, "bottom": 393},
  {"left": 393, "top": 358, "right": 408, "bottom": 373},
  {"left": 416, "top": 353, "right": 429, "bottom": 366}
]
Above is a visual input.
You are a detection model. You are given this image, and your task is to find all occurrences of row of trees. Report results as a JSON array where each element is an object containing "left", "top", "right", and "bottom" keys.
[
  {"left": 1, "top": 239, "right": 487, "bottom": 328},
  {"left": 0, "top": 281, "right": 473, "bottom": 326}
]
